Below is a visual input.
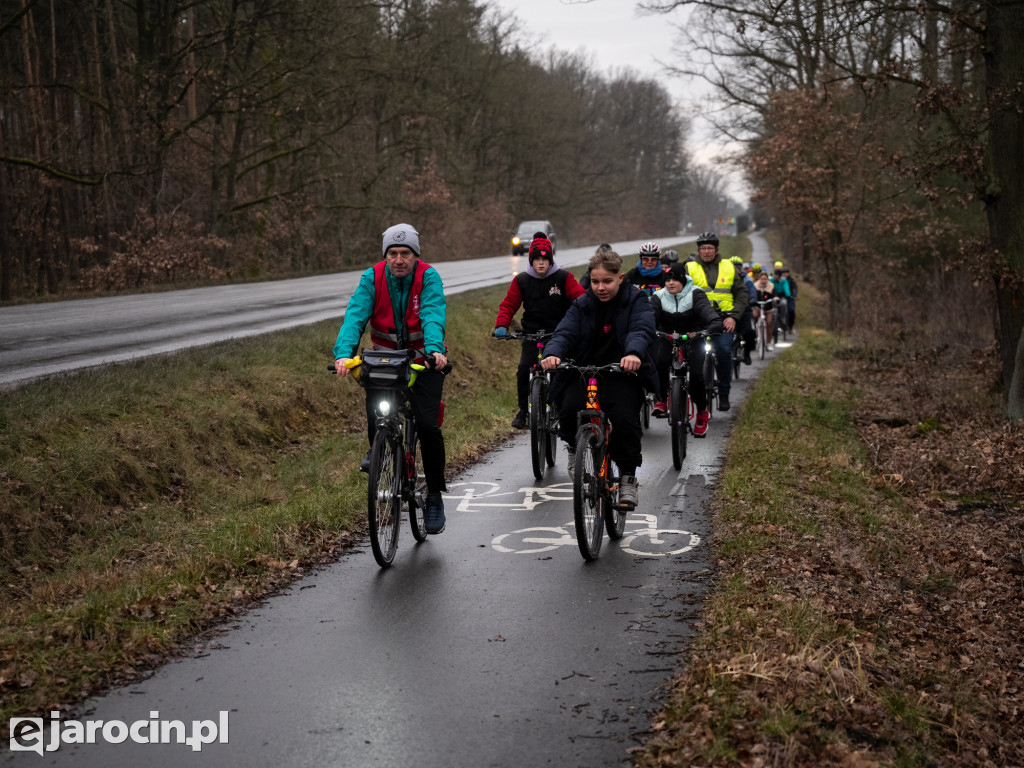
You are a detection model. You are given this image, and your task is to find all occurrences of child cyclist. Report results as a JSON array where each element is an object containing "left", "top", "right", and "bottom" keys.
[
  {"left": 649, "top": 263, "right": 724, "bottom": 435},
  {"left": 541, "top": 249, "right": 657, "bottom": 508},
  {"left": 494, "top": 233, "right": 585, "bottom": 429}
]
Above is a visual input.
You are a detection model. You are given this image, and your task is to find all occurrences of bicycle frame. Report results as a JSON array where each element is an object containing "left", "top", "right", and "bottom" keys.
[{"left": 580, "top": 373, "right": 612, "bottom": 490}]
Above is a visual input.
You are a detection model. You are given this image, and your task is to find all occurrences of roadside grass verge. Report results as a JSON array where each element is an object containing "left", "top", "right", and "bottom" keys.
[
  {"left": 634, "top": 285, "right": 973, "bottom": 767},
  {"left": 0, "top": 282, "right": 522, "bottom": 726}
]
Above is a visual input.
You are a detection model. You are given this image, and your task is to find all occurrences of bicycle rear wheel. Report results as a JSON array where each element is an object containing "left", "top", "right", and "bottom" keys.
[
  {"left": 367, "top": 429, "right": 402, "bottom": 567},
  {"left": 407, "top": 435, "right": 428, "bottom": 543},
  {"left": 544, "top": 403, "right": 558, "bottom": 467},
  {"left": 529, "top": 376, "right": 546, "bottom": 480},
  {"left": 572, "top": 424, "right": 605, "bottom": 561},
  {"left": 670, "top": 376, "right": 687, "bottom": 470}
]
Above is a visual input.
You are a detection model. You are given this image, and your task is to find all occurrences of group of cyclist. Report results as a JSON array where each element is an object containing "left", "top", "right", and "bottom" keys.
[{"left": 332, "top": 223, "right": 796, "bottom": 535}]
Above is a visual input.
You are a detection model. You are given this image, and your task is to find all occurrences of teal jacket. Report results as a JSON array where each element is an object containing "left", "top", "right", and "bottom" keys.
[
  {"left": 770, "top": 274, "right": 792, "bottom": 299},
  {"left": 333, "top": 262, "right": 446, "bottom": 360}
]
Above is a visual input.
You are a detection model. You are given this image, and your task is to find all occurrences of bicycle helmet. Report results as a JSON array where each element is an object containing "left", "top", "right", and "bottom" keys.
[
  {"left": 752, "top": 262, "right": 762, "bottom": 271},
  {"left": 730, "top": 256, "right": 742, "bottom": 264},
  {"left": 695, "top": 231, "right": 719, "bottom": 247},
  {"left": 660, "top": 249, "right": 679, "bottom": 266},
  {"left": 774, "top": 260, "right": 783, "bottom": 269},
  {"left": 638, "top": 241, "right": 660, "bottom": 258}
]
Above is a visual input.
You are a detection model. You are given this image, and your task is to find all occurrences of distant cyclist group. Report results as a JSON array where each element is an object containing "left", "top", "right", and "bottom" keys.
[{"left": 331, "top": 223, "right": 797, "bottom": 545}]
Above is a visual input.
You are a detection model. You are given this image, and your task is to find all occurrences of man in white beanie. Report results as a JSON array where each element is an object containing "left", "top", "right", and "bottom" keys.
[{"left": 333, "top": 223, "right": 450, "bottom": 534}]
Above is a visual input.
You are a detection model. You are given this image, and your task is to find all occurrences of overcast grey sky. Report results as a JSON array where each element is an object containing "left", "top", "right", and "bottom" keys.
[{"left": 490, "top": 0, "right": 750, "bottom": 202}]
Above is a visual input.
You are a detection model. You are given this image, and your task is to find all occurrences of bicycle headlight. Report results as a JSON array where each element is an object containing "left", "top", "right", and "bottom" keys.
[
  {"left": 704, "top": 341, "right": 712, "bottom": 353},
  {"left": 377, "top": 399, "right": 391, "bottom": 416}
]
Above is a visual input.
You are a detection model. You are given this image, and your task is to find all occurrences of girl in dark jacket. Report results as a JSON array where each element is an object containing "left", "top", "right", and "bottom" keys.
[
  {"left": 541, "top": 250, "right": 656, "bottom": 508},
  {"left": 649, "top": 264, "right": 724, "bottom": 437}
]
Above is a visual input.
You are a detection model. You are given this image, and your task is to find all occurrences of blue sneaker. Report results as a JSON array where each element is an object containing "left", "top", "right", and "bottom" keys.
[{"left": 425, "top": 492, "right": 446, "bottom": 534}]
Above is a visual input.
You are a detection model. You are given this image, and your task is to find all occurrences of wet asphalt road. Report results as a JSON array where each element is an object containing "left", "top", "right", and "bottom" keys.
[{"left": 0, "top": 239, "right": 683, "bottom": 387}]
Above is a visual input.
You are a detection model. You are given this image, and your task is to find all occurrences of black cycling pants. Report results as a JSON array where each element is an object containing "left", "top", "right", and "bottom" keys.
[{"left": 515, "top": 339, "right": 537, "bottom": 411}]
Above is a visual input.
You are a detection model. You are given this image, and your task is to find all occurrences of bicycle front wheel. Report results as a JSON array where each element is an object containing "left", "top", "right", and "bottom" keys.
[
  {"left": 367, "top": 429, "right": 402, "bottom": 567},
  {"left": 529, "top": 376, "right": 546, "bottom": 480},
  {"left": 732, "top": 339, "right": 742, "bottom": 379},
  {"left": 407, "top": 435, "right": 428, "bottom": 543},
  {"left": 703, "top": 352, "right": 716, "bottom": 415},
  {"left": 670, "top": 376, "right": 687, "bottom": 470},
  {"left": 572, "top": 424, "right": 605, "bottom": 561},
  {"left": 759, "top": 323, "right": 766, "bottom": 360}
]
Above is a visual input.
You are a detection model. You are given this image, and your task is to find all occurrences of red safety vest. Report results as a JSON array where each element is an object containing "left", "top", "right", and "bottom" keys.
[{"left": 369, "top": 261, "right": 429, "bottom": 359}]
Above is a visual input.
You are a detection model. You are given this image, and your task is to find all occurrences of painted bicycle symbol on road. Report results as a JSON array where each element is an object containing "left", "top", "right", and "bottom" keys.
[
  {"left": 444, "top": 481, "right": 573, "bottom": 512},
  {"left": 492, "top": 512, "right": 701, "bottom": 558}
]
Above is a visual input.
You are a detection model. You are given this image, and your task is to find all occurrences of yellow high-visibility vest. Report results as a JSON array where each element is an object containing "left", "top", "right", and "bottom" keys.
[{"left": 686, "top": 258, "right": 736, "bottom": 312}]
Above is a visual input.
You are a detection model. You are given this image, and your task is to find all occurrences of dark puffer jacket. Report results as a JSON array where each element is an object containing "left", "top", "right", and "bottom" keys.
[{"left": 545, "top": 283, "right": 659, "bottom": 395}]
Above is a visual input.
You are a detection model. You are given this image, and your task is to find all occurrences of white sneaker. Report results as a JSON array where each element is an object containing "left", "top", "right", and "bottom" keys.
[{"left": 618, "top": 475, "right": 638, "bottom": 508}]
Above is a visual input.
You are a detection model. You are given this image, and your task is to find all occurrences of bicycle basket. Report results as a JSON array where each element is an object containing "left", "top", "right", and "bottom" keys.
[{"left": 359, "top": 349, "right": 414, "bottom": 387}]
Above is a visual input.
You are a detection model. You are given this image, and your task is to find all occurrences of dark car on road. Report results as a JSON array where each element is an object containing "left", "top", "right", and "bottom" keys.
[{"left": 511, "top": 220, "right": 556, "bottom": 256}]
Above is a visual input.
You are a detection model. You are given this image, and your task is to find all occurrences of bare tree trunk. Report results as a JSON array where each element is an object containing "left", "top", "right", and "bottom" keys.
[
  {"left": 984, "top": 0, "right": 1024, "bottom": 421},
  {"left": 0, "top": 167, "right": 10, "bottom": 301}
]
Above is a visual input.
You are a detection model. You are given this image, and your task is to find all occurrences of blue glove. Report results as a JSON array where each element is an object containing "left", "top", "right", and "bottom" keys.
[{"left": 494, "top": 327, "right": 508, "bottom": 338}]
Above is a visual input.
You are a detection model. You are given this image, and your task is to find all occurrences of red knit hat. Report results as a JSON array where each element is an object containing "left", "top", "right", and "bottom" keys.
[{"left": 529, "top": 237, "right": 552, "bottom": 262}]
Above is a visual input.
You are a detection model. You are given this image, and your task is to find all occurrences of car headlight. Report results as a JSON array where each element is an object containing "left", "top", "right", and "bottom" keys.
[{"left": 512, "top": 236, "right": 521, "bottom": 246}]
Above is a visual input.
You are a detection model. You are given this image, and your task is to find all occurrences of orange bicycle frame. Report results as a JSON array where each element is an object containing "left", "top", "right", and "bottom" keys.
[{"left": 585, "top": 375, "right": 611, "bottom": 483}]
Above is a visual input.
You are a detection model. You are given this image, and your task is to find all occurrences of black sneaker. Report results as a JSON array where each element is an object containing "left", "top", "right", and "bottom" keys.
[
  {"left": 718, "top": 397, "right": 731, "bottom": 412},
  {"left": 511, "top": 410, "right": 528, "bottom": 429},
  {"left": 359, "top": 450, "right": 371, "bottom": 473},
  {"left": 742, "top": 348, "right": 752, "bottom": 365},
  {"left": 424, "top": 492, "right": 446, "bottom": 534}
]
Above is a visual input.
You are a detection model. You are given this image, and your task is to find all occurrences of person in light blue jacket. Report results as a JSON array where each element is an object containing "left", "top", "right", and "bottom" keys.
[{"left": 649, "top": 264, "right": 724, "bottom": 437}]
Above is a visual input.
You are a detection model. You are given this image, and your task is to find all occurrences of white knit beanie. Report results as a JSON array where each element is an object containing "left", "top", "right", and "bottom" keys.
[{"left": 381, "top": 223, "right": 420, "bottom": 257}]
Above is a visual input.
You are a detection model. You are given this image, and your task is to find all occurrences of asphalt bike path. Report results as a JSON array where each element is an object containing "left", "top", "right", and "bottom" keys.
[{"left": 5, "top": 236, "right": 780, "bottom": 766}]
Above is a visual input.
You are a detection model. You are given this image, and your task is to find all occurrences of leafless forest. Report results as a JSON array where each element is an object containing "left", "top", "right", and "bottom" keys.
[{"left": 2, "top": 0, "right": 1022, "bottom": 417}]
